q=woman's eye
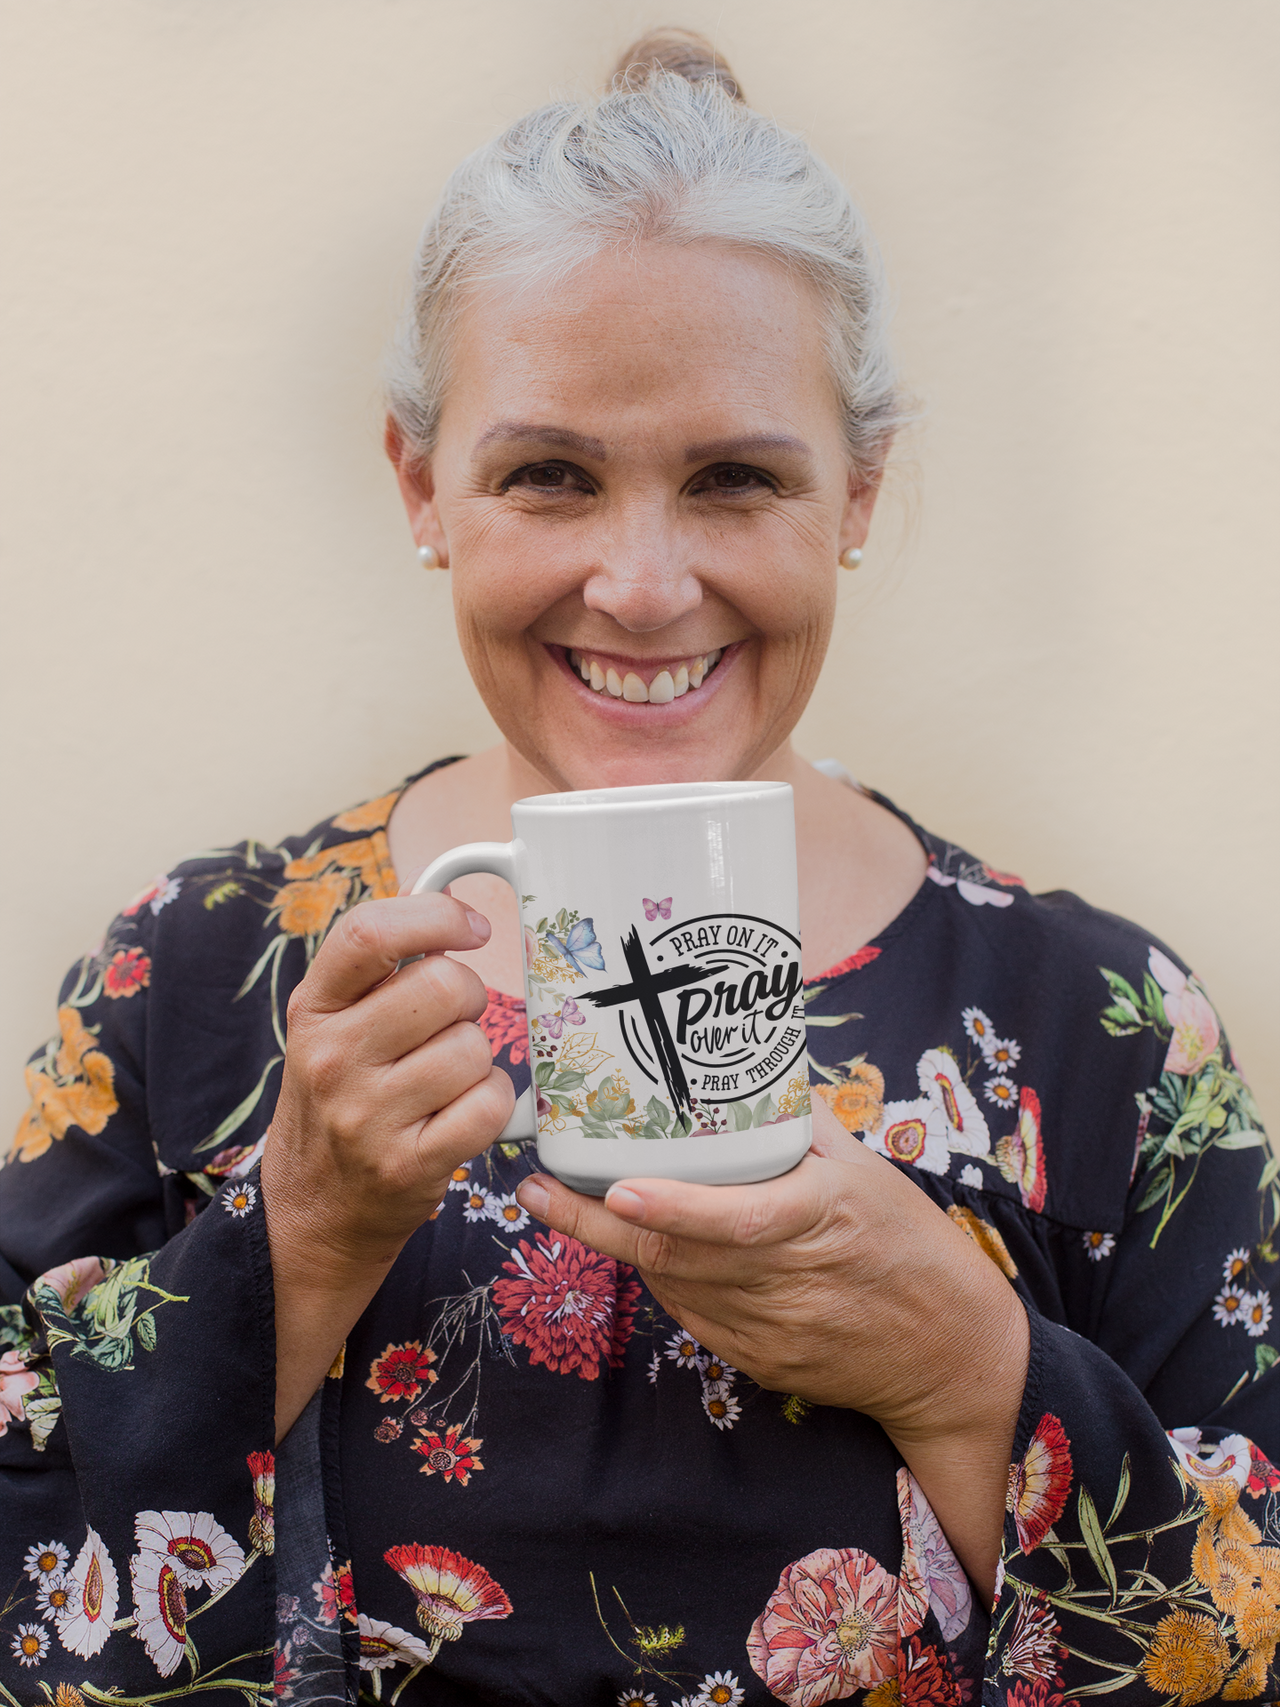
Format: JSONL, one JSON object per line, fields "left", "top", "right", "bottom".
{"left": 693, "top": 463, "right": 775, "bottom": 494}
{"left": 503, "top": 461, "right": 593, "bottom": 493}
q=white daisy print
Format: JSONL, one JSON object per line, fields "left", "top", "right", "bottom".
{"left": 133, "top": 1509, "right": 246, "bottom": 1592}
{"left": 447, "top": 1166, "right": 472, "bottom": 1192}
{"left": 867, "top": 1098, "right": 950, "bottom": 1175}
{"left": 696, "top": 1353, "right": 736, "bottom": 1387}
{"left": 1242, "top": 1291, "right": 1272, "bottom": 1339}
{"left": 222, "top": 1181, "right": 257, "bottom": 1218}
{"left": 56, "top": 1528, "right": 118, "bottom": 1658}
{"left": 356, "top": 1613, "right": 432, "bottom": 1671}
{"left": 35, "top": 1573, "right": 77, "bottom": 1623}
{"left": 983, "top": 1075, "right": 1018, "bottom": 1110}
{"left": 130, "top": 1547, "right": 188, "bottom": 1677}
{"left": 697, "top": 1672, "right": 745, "bottom": 1707}
{"left": 666, "top": 1330, "right": 701, "bottom": 1367}
{"left": 1082, "top": 1231, "right": 1115, "bottom": 1262}
{"left": 1213, "top": 1286, "right": 1246, "bottom": 1327}
{"left": 957, "top": 1164, "right": 984, "bottom": 1188}
{"left": 616, "top": 1692, "right": 658, "bottom": 1707}
{"left": 702, "top": 1388, "right": 742, "bottom": 1430}
{"left": 986, "top": 1037, "right": 1022, "bottom": 1073}
{"left": 23, "top": 1540, "right": 69, "bottom": 1581}
{"left": 462, "top": 1190, "right": 491, "bottom": 1223}
{"left": 11, "top": 1622, "right": 48, "bottom": 1667}
{"left": 917, "top": 1048, "right": 991, "bottom": 1157}
{"left": 647, "top": 1352, "right": 661, "bottom": 1386}
{"left": 486, "top": 1192, "right": 530, "bottom": 1233}
{"left": 1222, "top": 1247, "right": 1251, "bottom": 1286}
{"left": 961, "top": 1007, "right": 996, "bottom": 1049}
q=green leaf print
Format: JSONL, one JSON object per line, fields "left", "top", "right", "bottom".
{"left": 36, "top": 1255, "right": 189, "bottom": 1371}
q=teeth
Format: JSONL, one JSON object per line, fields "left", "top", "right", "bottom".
{"left": 570, "top": 647, "right": 725, "bottom": 698}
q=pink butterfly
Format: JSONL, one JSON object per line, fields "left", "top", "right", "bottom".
{"left": 643, "top": 896, "right": 673, "bottom": 921}
{"left": 542, "top": 999, "right": 585, "bottom": 1039}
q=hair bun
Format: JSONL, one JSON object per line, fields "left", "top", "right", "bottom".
{"left": 609, "top": 28, "right": 744, "bottom": 103}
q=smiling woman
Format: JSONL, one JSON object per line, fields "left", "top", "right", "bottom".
{"left": 1, "top": 27, "right": 1277, "bottom": 1707}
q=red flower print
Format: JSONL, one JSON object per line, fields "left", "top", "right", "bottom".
{"left": 995, "top": 1086, "right": 1046, "bottom": 1213}
{"left": 493, "top": 1233, "right": 640, "bottom": 1380}
{"left": 1007, "top": 1415, "right": 1073, "bottom": 1553}
{"left": 477, "top": 991, "right": 528, "bottom": 1066}
{"left": 747, "top": 1546, "right": 901, "bottom": 1706}
{"left": 981, "top": 864, "right": 1026, "bottom": 888}
{"left": 899, "top": 1635, "right": 963, "bottom": 1706}
{"left": 1245, "top": 1442, "right": 1280, "bottom": 1498}
{"left": 411, "top": 1425, "right": 484, "bottom": 1485}
{"left": 383, "top": 1542, "right": 512, "bottom": 1646}
{"left": 313, "top": 1558, "right": 357, "bottom": 1625}
{"left": 246, "top": 1450, "right": 275, "bottom": 1554}
{"left": 103, "top": 948, "right": 151, "bottom": 999}
{"left": 364, "top": 1341, "right": 438, "bottom": 1404}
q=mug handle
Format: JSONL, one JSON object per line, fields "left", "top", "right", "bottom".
{"left": 409, "top": 843, "right": 535, "bottom": 1142}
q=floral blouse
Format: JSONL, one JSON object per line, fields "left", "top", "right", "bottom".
{"left": 1, "top": 760, "right": 1277, "bottom": 1707}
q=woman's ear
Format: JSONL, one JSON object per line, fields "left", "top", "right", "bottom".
{"left": 385, "top": 415, "right": 448, "bottom": 565}
{"left": 837, "top": 450, "right": 888, "bottom": 560}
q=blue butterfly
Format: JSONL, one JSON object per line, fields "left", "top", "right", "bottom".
{"left": 545, "top": 918, "right": 606, "bottom": 976}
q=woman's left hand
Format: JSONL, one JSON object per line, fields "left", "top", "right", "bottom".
{"left": 514, "top": 1096, "right": 1028, "bottom": 1600}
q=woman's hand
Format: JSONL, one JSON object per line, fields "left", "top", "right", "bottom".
{"left": 261, "top": 894, "right": 514, "bottom": 1439}
{"left": 513, "top": 1097, "right": 1028, "bottom": 1601}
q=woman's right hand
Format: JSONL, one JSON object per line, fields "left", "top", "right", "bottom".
{"left": 261, "top": 893, "right": 515, "bottom": 1436}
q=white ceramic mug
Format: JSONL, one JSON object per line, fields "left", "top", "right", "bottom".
{"left": 410, "top": 781, "right": 812, "bottom": 1195}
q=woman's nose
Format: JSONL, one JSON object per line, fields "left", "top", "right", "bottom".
{"left": 580, "top": 527, "right": 704, "bottom": 634}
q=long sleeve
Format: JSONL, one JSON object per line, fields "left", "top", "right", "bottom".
{"left": 0, "top": 889, "right": 278, "bottom": 1694}
{"left": 984, "top": 960, "right": 1279, "bottom": 1705}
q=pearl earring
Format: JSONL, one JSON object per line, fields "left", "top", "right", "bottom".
{"left": 839, "top": 547, "right": 863, "bottom": 571}
{"left": 417, "top": 544, "right": 442, "bottom": 570}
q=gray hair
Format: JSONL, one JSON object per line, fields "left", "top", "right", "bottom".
{"left": 386, "top": 31, "right": 904, "bottom": 483}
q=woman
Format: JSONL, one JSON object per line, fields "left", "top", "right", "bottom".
{"left": 1, "top": 33, "right": 1275, "bottom": 1706}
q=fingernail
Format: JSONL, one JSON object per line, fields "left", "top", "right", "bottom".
{"left": 605, "top": 1185, "right": 645, "bottom": 1221}
{"left": 465, "top": 908, "right": 491, "bottom": 942}
{"left": 516, "top": 1176, "right": 550, "bottom": 1218}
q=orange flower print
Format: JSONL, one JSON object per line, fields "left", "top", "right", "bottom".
{"left": 945, "top": 1205, "right": 1018, "bottom": 1280}
{"left": 995, "top": 1086, "right": 1047, "bottom": 1213}
{"left": 331, "top": 790, "right": 400, "bottom": 833}
{"left": 1007, "top": 1414, "right": 1072, "bottom": 1553}
{"left": 747, "top": 1546, "right": 908, "bottom": 1706}
{"left": 365, "top": 1342, "right": 439, "bottom": 1404}
{"left": 815, "top": 1062, "right": 885, "bottom": 1134}
{"left": 270, "top": 871, "right": 351, "bottom": 939}
{"left": 411, "top": 1425, "right": 484, "bottom": 1484}
{"left": 313, "top": 1558, "right": 358, "bottom": 1625}
{"left": 1138, "top": 1608, "right": 1230, "bottom": 1705}
{"left": 478, "top": 992, "right": 529, "bottom": 1066}
{"left": 282, "top": 833, "right": 397, "bottom": 900}
{"left": 103, "top": 947, "right": 151, "bottom": 998}
{"left": 10, "top": 1006, "right": 119, "bottom": 1164}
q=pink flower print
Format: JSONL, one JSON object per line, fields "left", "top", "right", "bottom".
{"left": 477, "top": 991, "right": 529, "bottom": 1066}
{"left": 896, "top": 1468, "right": 972, "bottom": 1642}
{"left": 493, "top": 1233, "right": 640, "bottom": 1380}
{"left": 34, "top": 1255, "right": 108, "bottom": 1313}
{"left": 747, "top": 1547, "right": 902, "bottom": 1705}
{"left": 1147, "top": 947, "right": 1220, "bottom": 1076}
{"left": 0, "top": 1349, "right": 39, "bottom": 1436}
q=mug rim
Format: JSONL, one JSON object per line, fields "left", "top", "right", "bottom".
{"left": 513, "top": 780, "right": 790, "bottom": 813}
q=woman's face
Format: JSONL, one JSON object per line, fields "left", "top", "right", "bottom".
{"left": 393, "top": 241, "right": 878, "bottom": 791}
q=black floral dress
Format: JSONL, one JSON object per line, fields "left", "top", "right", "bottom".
{"left": 1, "top": 761, "right": 1276, "bottom": 1707}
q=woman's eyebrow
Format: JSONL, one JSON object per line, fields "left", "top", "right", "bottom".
{"left": 474, "top": 421, "right": 608, "bottom": 460}
{"left": 683, "top": 433, "right": 811, "bottom": 463}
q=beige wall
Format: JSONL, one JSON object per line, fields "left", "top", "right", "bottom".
{"left": 3, "top": 1, "right": 1277, "bottom": 1137}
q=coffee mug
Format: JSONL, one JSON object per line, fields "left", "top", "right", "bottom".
{"left": 410, "top": 781, "right": 812, "bottom": 1195}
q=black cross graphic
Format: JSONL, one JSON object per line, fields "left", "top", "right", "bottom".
{"left": 584, "top": 927, "right": 726, "bottom": 1114}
